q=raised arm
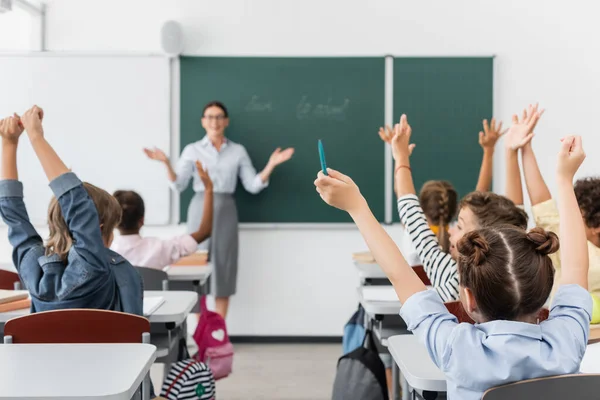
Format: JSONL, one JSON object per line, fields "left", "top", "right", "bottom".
{"left": 383, "top": 116, "right": 459, "bottom": 301}
{"left": 21, "top": 106, "right": 69, "bottom": 180}
{"left": 515, "top": 105, "right": 552, "bottom": 206}
{"left": 314, "top": 168, "right": 426, "bottom": 303}
{"left": 502, "top": 111, "right": 534, "bottom": 205}
{"left": 0, "top": 114, "right": 44, "bottom": 269}
{"left": 556, "top": 136, "right": 588, "bottom": 289}
{"left": 21, "top": 106, "right": 109, "bottom": 276}
{"left": 190, "top": 160, "right": 213, "bottom": 243}
{"left": 476, "top": 118, "right": 505, "bottom": 192}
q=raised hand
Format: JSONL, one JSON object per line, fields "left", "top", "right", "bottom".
{"left": 21, "top": 105, "right": 44, "bottom": 141}
{"left": 557, "top": 135, "right": 585, "bottom": 181}
{"left": 314, "top": 168, "right": 365, "bottom": 214}
{"left": 379, "top": 124, "right": 416, "bottom": 156}
{"left": 505, "top": 103, "right": 544, "bottom": 151}
{"left": 390, "top": 114, "right": 414, "bottom": 162}
{"left": 195, "top": 160, "right": 213, "bottom": 191}
{"left": 143, "top": 147, "right": 169, "bottom": 163}
{"left": 479, "top": 118, "right": 507, "bottom": 150}
{"left": 268, "top": 147, "right": 295, "bottom": 167}
{"left": 0, "top": 114, "right": 25, "bottom": 143}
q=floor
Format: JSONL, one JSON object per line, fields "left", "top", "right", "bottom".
{"left": 151, "top": 343, "right": 340, "bottom": 400}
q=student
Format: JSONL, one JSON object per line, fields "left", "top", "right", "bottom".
{"left": 315, "top": 116, "right": 590, "bottom": 400}
{"left": 381, "top": 116, "right": 528, "bottom": 302}
{"left": 111, "top": 160, "right": 214, "bottom": 269}
{"left": 505, "top": 104, "right": 600, "bottom": 299}
{"left": 0, "top": 107, "right": 142, "bottom": 316}
{"left": 379, "top": 118, "right": 503, "bottom": 262}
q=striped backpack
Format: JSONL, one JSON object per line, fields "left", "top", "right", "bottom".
{"left": 160, "top": 359, "right": 216, "bottom": 400}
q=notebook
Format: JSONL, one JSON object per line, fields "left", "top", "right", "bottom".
{"left": 143, "top": 296, "right": 165, "bottom": 316}
{"left": 0, "top": 290, "right": 28, "bottom": 305}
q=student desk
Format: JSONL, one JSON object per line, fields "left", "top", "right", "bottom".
{"left": 390, "top": 331, "right": 600, "bottom": 400}
{"left": 165, "top": 263, "right": 212, "bottom": 286}
{"left": 0, "top": 290, "right": 197, "bottom": 326}
{"left": 0, "top": 343, "right": 157, "bottom": 400}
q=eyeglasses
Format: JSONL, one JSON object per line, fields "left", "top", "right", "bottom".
{"left": 203, "top": 115, "right": 227, "bottom": 121}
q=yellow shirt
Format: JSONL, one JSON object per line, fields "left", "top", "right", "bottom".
{"left": 533, "top": 199, "right": 600, "bottom": 298}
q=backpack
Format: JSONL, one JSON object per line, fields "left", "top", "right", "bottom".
{"left": 342, "top": 304, "right": 366, "bottom": 355}
{"left": 332, "top": 329, "right": 389, "bottom": 400}
{"left": 193, "top": 296, "right": 234, "bottom": 380}
{"left": 160, "top": 359, "right": 216, "bottom": 400}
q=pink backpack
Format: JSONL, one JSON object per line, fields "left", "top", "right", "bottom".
{"left": 193, "top": 296, "right": 234, "bottom": 380}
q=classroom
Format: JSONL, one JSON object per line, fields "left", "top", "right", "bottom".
{"left": 0, "top": 1, "right": 599, "bottom": 399}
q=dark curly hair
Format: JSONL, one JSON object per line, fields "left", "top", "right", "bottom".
{"left": 575, "top": 177, "right": 600, "bottom": 229}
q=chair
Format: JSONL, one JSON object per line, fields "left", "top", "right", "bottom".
{"left": 482, "top": 374, "right": 600, "bottom": 399}
{"left": 3, "top": 309, "right": 152, "bottom": 399}
{"left": 412, "top": 265, "right": 432, "bottom": 286}
{"left": 0, "top": 269, "right": 22, "bottom": 290}
{"left": 444, "top": 301, "right": 550, "bottom": 325}
{"left": 135, "top": 266, "right": 169, "bottom": 291}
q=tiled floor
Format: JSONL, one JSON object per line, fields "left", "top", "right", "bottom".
{"left": 152, "top": 343, "right": 340, "bottom": 400}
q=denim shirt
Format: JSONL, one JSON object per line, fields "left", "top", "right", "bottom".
{"left": 0, "top": 173, "right": 143, "bottom": 316}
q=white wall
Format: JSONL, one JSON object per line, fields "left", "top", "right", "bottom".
{"left": 0, "top": 6, "right": 33, "bottom": 50}
{"left": 1, "top": 0, "right": 598, "bottom": 335}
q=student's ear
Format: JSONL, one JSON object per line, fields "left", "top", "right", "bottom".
{"left": 463, "top": 287, "right": 478, "bottom": 315}
{"left": 138, "top": 217, "right": 145, "bottom": 230}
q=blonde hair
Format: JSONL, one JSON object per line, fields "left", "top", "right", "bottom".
{"left": 419, "top": 180, "right": 458, "bottom": 252}
{"left": 46, "top": 182, "right": 122, "bottom": 261}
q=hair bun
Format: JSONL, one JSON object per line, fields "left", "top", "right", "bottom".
{"left": 526, "top": 227, "right": 560, "bottom": 255}
{"left": 457, "top": 231, "right": 490, "bottom": 266}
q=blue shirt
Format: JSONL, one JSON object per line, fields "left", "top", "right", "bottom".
{"left": 0, "top": 173, "right": 143, "bottom": 316}
{"left": 171, "top": 136, "right": 269, "bottom": 194}
{"left": 400, "top": 285, "right": 592, "bottom": 400}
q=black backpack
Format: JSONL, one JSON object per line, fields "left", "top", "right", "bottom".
{"left": 332, "top": 328, "right": 389, "bottom": 400}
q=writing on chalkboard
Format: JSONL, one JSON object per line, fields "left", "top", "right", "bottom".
{"left": 245, "top": 95, "right": 274, "bottom": 112}
{"left": 296, "top": 96, "right": 350, "bottom": 121}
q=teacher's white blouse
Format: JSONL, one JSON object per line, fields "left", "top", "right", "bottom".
{"left": 171, "top": 135, "right": 268, "bottom": 194}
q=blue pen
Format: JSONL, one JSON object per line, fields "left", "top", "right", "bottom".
{"left": 318, "top": 139, "right": 328, "bottom": 175}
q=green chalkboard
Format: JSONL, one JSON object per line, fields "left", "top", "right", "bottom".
{"left": 392, "top": 57, "right": 493, "bottom": 222}
{"left": 180, "top": 57, "right": 385, "bottom": 223}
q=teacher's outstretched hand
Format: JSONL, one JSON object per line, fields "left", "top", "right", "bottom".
{"left": 258, "top": 147, "right": 295, "bottom": 182}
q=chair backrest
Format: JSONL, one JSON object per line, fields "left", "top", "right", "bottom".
{"left": 444, "top": 301, "right": 550, "bottom": 325}
{"left": 482, "top": 374, "right": 600, "bottom": 399}
{"left": 135, "top": 266, "right": 169, "bottom": 291}
{"left": 412, "top": 265, "right": 432, "bottom": 286}
{"left": 0, "top": 269, "right": 21, "bottom": 290}
{"left": 4, "top": 309, "right": 150, "bottom": 344}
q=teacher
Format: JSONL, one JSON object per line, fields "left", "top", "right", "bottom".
{"left": 144, "top": 101, "right": 294, "bottom": 318}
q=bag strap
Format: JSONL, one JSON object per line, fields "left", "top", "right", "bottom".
{"left": 164, "top": 359, "right": 197, "bottom": 398}
{"left": 362, "top": 329, "right": 377, "bottom": 351}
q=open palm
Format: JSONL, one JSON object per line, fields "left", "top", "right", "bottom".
{"left": 269, "top": 147, "right": 295, "bottom": 167}
{"left": 143, "top": 147, "right": 168, "bottom": 162}
{"left": 505, "top": 104, "right": 544, "bottom": 150}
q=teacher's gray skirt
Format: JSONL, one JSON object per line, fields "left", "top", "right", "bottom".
{"left": 187, "top": 192, "right": 238, "bottom": 297}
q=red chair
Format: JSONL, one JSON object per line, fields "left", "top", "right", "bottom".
{"left": 0, "top": 269, "right": 21, "bottom": 290}
{"left": 413, "top": 265, "right": 432, "bottom": 286}
{"left": 3, "top": 308, "right": 150, "bottom": 344}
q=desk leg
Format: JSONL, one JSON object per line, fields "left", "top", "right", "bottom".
{"left": 392, "top": 361, "right": 401, "bottom": 400}
{"left": 401, "top": 372, "right": 410, "bottom": 400}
